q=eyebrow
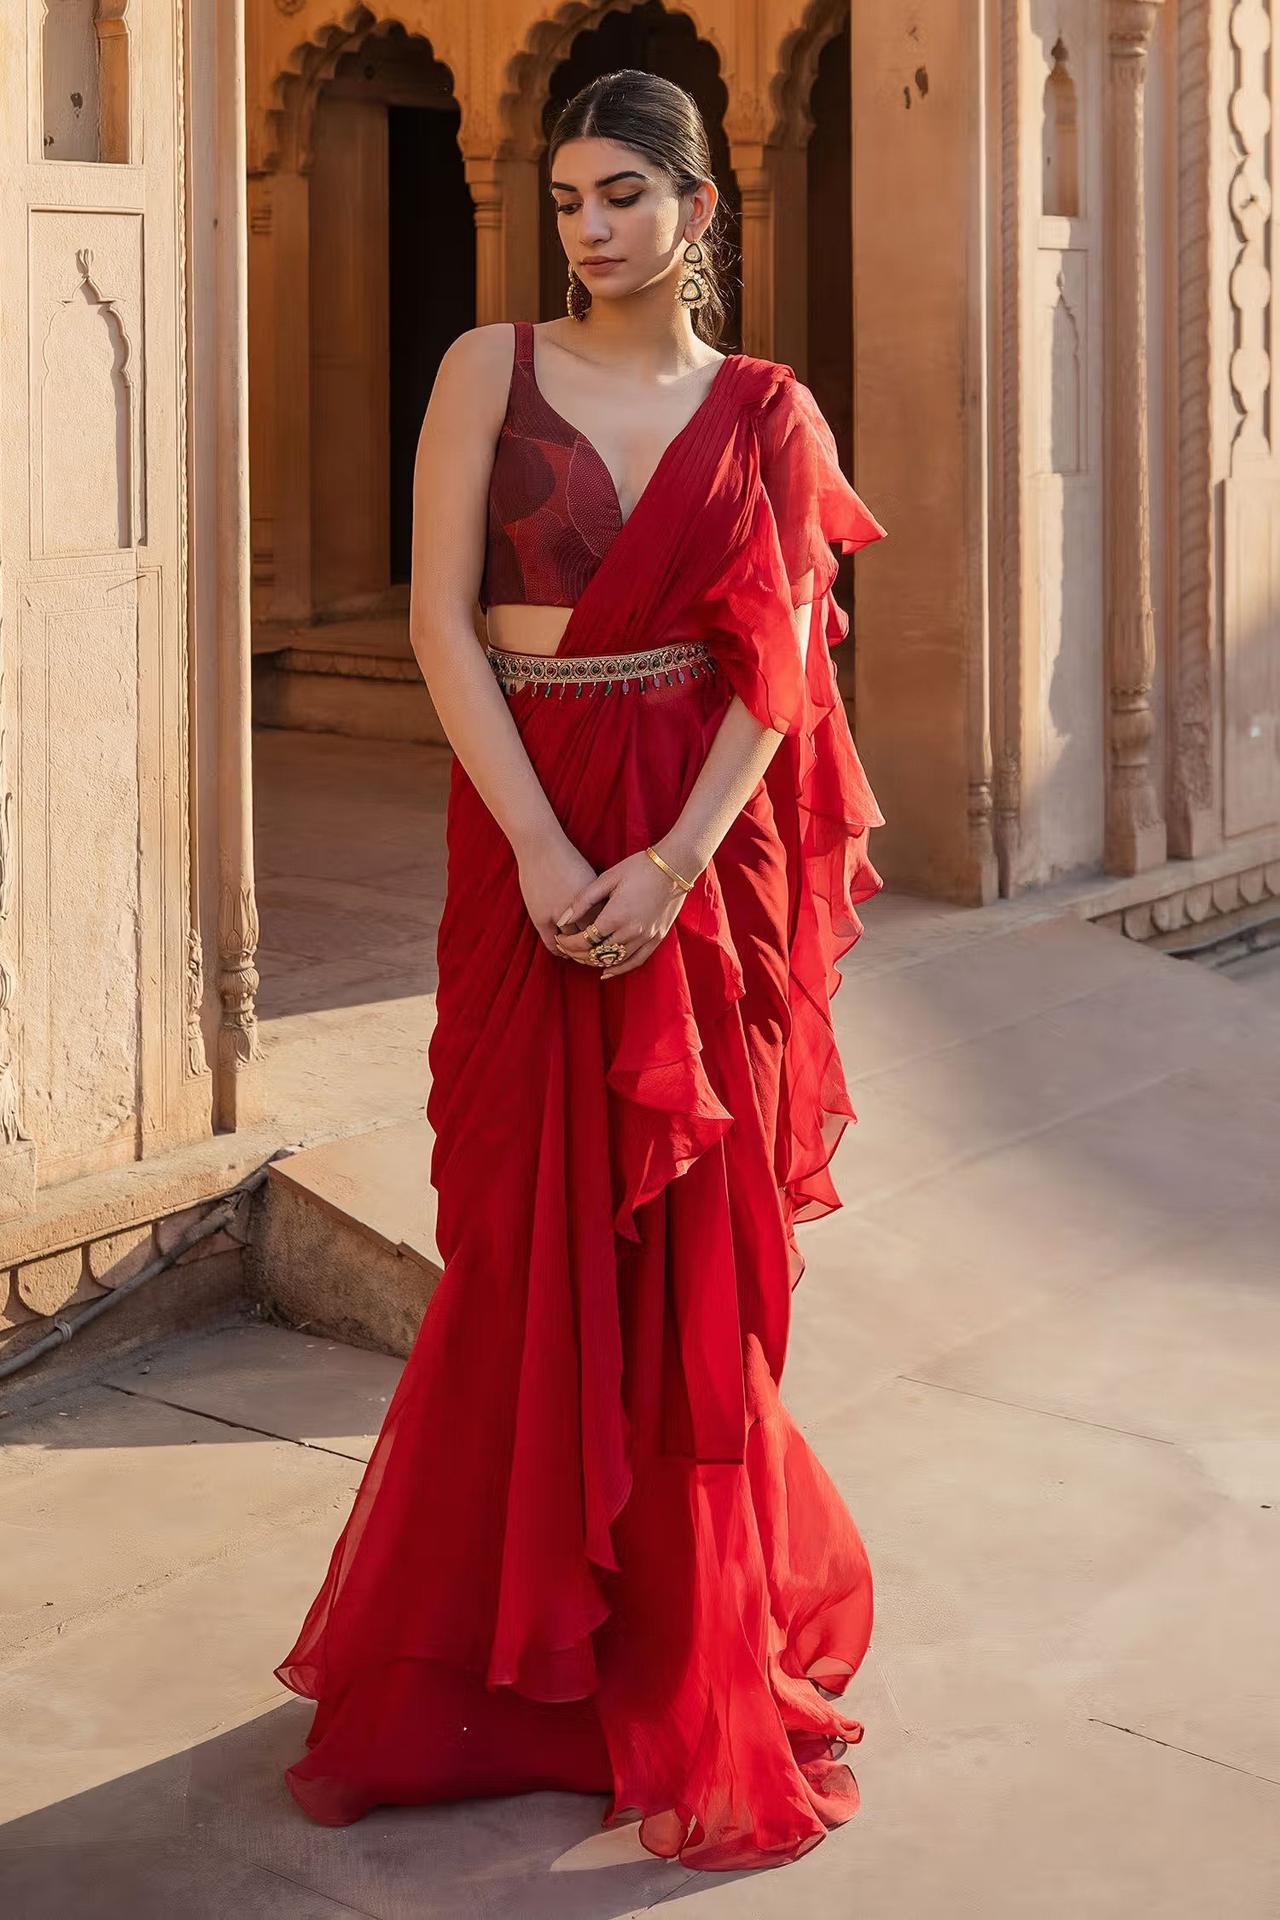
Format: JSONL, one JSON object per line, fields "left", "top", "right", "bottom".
{"left": 549, "top": 170, "right": 648, "bottom": 192}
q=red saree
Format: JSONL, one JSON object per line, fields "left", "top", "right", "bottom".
{"left": 273, "top": 349, "right": 888, "bottom": 1871}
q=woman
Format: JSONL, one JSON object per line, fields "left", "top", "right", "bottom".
{"left": 274, "top": 69, "right": 888, "bottom": 1873}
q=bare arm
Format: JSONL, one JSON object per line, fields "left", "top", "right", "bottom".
{"left": 407, "top": 328, "right": 600, "bottom": 951}
{"left": 407, "top": 326, "right": 560, "bottom": 857}
{"left": 653, "top": 593, "right": 812, "bottom": 883}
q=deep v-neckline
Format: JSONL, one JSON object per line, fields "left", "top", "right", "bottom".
{"left": 526, "top": 325, "right": 732, "bottom": 531}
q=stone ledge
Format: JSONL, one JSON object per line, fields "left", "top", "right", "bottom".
{"left": 0, "top": 1251, "right": 251, "bottom": 1416}
{"left": 1004, "top": 825, "right": 1280, "bottom": 941}
{"left": 273, "top": 645, "right": 422, "bottom": 682}
{"left": 252, "top": 661, "right": 447, "bottom": 744}
{"left": 1095, "top": 857, "right": 1280, "bottom": 945}
{"left": 1, "top": 1198, "right": 254, "bottom": 1386}
{"left": 0, "top": 1124, "right": 292, "bottom": 1272}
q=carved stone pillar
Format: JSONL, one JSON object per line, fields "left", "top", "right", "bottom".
{"left": 210, "top": 0, "right": 262, "bottom": 1126}
{"left": 730, "top": 141, "right": 808, "bottom": 367}
{"left": 463, "top": 152, "right": 540, "bottom": 326}
{"left": 1166, "top": 0, "right": 1216, "bottom": 858}
{"left": 993, "top": 0, "right": 1025, "bottom": 895}
{"left": 1104, "top": 0, "right": 1168, "bottom": 874}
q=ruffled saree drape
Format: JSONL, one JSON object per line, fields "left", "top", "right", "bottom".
{"left": 273, "top": 349, "right": 888, "bottom": 1872}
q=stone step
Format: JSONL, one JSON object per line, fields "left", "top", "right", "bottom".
{"left": 252, "top": 1119, "right": 443, "bottom": 1360}
{"left": 252, "top": 616, "right": 447, "bottom": 744}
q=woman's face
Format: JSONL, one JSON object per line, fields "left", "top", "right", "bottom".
{"left": 549, "top": 136, "right": 715, "bottom": 306}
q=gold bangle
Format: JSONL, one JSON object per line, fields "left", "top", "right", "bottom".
{"left": 645, "top": 844, "right": 696, "bottom": 893}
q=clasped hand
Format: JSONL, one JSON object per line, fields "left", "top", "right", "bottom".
{"left": 520, "top": 842, "right": 691, "bottom": 980}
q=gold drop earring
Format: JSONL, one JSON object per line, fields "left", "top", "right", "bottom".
{"left": 566, "top": 265, "right": 589, "bottom": 322}
{"left": 675, "top": 237, "right": 710, "bottom": 310}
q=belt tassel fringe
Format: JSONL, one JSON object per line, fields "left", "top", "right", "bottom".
{"left": 485, "top": 642, "right": 717, "bottom": 699}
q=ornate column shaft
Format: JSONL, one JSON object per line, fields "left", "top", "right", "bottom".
{"left": 463, "top": 151, "right": 540, "bottom": 327}
{"left": 1167, "top": 0, "right": 1216, "bottom": 858}
{"left": 1104, "top": 0, "right": 1168, "bottom": 874}
{"left": 730, "top": 142, "right": 808, "bottom": 366}
{"left": 212, "top": 0, "right": 261, "bottom": 1125}
{"left": 993, "top": 0, "right": 1025, "bottom": 893}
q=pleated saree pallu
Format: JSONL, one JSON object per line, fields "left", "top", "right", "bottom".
{"left": 273, "top": 349, "right": 889, "bottom": 1872}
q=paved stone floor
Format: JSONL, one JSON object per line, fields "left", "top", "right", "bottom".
{"left": 1221, "top": 939, "right": 1280, "bottom": 1009}
{"left": 2, "top": 731, "right": 1279, "bottom": 1916}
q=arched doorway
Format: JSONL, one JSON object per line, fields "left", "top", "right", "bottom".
{"left": 305, "top": 22, "right": 471, "bottom": 619}
{"left": 251, "top": 18, "right": 472, "bottom": 745}
{"left": 247, "top": 17, "right": 473, "bottom": 1047}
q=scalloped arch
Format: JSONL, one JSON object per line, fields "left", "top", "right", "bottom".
{"left": 252, "top": 0, "right": 848, "bottom": 173}
{"left": 255, "top": 4, "right": 463, "bottom": 174}
{"left": 770, "top": 0, "right": 849, "bottom": 149}
{"left": 495, "top": 0, "right": 729, "bottom": 160}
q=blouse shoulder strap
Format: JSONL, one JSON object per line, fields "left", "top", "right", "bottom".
{"left": 511, "top": 319, "right": 535, "bottom": 369}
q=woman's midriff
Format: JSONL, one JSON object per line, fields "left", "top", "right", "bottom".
{"left": 484, "top": 605, "right": 574, "bottom": 657}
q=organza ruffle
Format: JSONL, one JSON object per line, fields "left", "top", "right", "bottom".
{"left": 684, "top": 371, "right": 888, "bottom": 1268}
{"left": 274, "top": 1327, "right": 871, "bottom": 1869}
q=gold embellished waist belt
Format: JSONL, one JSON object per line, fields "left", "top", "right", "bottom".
{"left": 485, "top": 640, "right": 717, "bottom": 698}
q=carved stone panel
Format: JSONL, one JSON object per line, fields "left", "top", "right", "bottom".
{"left": 1037, "top": 247, "right": 1087, "bottom": 475}
{"left": 29, "top": 213, "right": 145, "bottom": 557}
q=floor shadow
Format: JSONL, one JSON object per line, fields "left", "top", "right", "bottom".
{"left": 0, "top": 1703, "right": 736, "bottom": 1919}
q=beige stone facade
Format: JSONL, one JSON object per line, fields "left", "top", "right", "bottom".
{"left": 1, "top": 0, "right": 1278, "bottom": 1266}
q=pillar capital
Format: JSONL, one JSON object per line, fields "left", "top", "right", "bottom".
{"left": 1107, "top": 0, "right": 1165, "bottom": 58}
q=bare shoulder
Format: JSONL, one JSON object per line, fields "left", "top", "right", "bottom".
{"left": 426, "top": 323, "right": 517, "bottom": 440}
{"left": 437, "top": 321, "right": 517, "bottom": 381}
{"left": 435, "top": 320, "right": 514, "bottom": 391}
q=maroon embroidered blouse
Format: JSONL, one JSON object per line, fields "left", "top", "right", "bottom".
{"left": 480, "top": 321, "right": 623, "bottom": 612}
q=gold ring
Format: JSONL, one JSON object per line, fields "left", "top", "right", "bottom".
{"left": 584, "top": 922, "right": 607, "bottom": 946}
{"left": 592, "top": 941, "right": 626, "bottom": 967}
